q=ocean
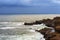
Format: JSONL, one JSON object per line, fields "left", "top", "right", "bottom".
{"left": 0, "top": 14, "right": 60, "bottom": 40}
{"left": 0, "top": 14, "right": 60, "bottom": 22}
{"left": 0, "top": 22, "right": 46, "bottom": 40}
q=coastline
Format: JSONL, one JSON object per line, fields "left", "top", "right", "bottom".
{"left": 0, "top": 14, "right": 60, "bottom": 22}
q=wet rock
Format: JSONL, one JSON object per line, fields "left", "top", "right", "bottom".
{"left": 24, "top": 17, "right": 60, "bottom": 40}
{"left": 36, "top": 27, "right": 55, "bottom": 39}
{"left": 49, "top": 32, "right": 60, "bottom": 40}
{"left": 24, "top": 23, "right": 34, "bottom": 25}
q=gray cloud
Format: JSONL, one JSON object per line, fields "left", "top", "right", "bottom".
{"left": 0, "top": 0, "right": 52, "bottom": 6}
{"left": 0, "top": 0, "right": 32, "bottom": 6}
{"left": 0, "top": 0, "right": 60, "bottom": 7}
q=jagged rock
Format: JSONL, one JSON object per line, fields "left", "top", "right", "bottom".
{"left": 24, "top": 17, "right": 60, "bottom": 40}
{"left": 24, "top": 23, "right": 34, "bottom": 25}
{"left": 48, "top": 32, "right": 60, "bottom": 40}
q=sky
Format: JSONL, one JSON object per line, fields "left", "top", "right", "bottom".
{"left": 0, "top": 0, "right": 60, "bottom": 14}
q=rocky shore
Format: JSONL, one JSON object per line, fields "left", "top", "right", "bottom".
{"left": 24, "top": 17, "right": 60, "bottom": 40}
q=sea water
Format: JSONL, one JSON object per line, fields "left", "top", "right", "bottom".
{"left": 0, "top": 22, "right": 45, "bottom": 40}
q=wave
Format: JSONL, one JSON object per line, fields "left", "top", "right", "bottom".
{"left": 0, "top": 22, "right": 46, "bottom": 40}
{"left": 0, "top": 22, "right": 24, "bottom": 27}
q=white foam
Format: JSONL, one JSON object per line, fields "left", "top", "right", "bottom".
{"left": 0, "top": 31, "right": 45, "bottom": 40}
{"left": 0, "top": 22, "right": 45, "bottom": 40}
{"left": 0, "top": 22, "right": 24, "bottom": 27}
{"left": 0, "top": 27, "right": 17, "bottom": 29}
{"left": 31, "top": 23, "right": 47, "bottom": 30}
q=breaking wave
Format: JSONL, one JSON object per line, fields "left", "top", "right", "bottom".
{"left": 0, "top": 22, "right": 45, "bottom": 40}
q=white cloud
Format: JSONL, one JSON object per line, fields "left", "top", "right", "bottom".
{"left": 52, "top": 0, "right": 60, "bottom": 4}
{"left": 0, "top": 0, "right": 32, "bottom": 5}
{"left": 0, "top": 0, "right": 51, "bottom": 6}
{"left": 20, "top": 0, "right": 32, "bottom": 5}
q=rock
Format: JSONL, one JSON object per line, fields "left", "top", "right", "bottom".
{"left": 53, "top": 17, "right": 60, "bottom": 33}
{"left": 24, "top": 17, "right": 60, "bottom": 40}
{"left": 55, "top": 26, "right": 60, "bottom": 33}
{"left": 49, "top": 32, "right": 60, "bottom": 40}
{"left": 24, "top": 23, "right": 34, "bottom": 25}
{"left": 36, "top": 27, "right": 55, "bottom": 39}
{"left": 53, "top": 17, "right": 60, "bottom": 26}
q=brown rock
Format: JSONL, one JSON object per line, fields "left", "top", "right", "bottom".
{"left": 55, "top": 26, "right": 60, "bottom": 33}
{"left": 53, "top": 17, "right": 60, "bottom": 26}
{"left": 49, "top": 32, "right": 60, "bottom": 40}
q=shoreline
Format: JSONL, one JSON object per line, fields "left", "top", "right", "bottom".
{"left": 0, "top": 14, "right": 60, "bottom": 15}
{"left": 0, "top": 14, "right": 60, "bottom": 22}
